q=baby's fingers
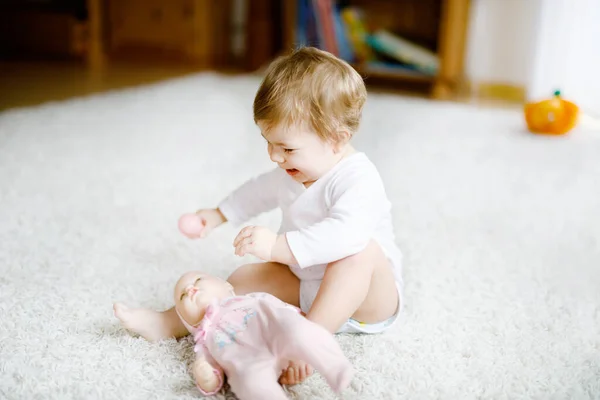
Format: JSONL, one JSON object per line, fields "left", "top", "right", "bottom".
{"left": 233, "top": 226, "right": 254, "bottom": 247}
{"left": 234, "top": 236, "right": 254, "bottom": 257}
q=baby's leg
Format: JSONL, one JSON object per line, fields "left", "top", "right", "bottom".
{"left": 227, "top": 262, "right": 300, "bottom": 307}
{"left": 113, "top": 262, "right": 299, "bottom": 343}
{"left": 281, "top": 240, "right": 397, "bottom": 385}
{"left": 113, "top": 304, "right": 188, "bottom": 342}
{"left": 227, "top": 368, "right": 287, "bottom": 400}
{"left": 307, "top": 239, "right": 399, "bottom": 333}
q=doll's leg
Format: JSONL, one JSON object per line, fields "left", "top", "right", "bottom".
{"left": 113, "top": 304, "right": 188, "bottom": 342}
{"left": 227, "top": 262, "right": 309, "bottom": 386}
{"left": 227, "top": 368, "right": 288, "bottom": 400}
{"left": 273, "top": 311, "right": 353, "bottom": 393}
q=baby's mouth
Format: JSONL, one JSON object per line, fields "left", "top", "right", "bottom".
{"left": 286, "top": 168, "right": 299, "bottom": 176}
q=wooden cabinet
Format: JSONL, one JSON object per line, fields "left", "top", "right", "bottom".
{"left": 108, "top": 0, "right": 195, "bottom": 53}
{"left": 87, "top": 0, "right": 232, "bottom": 68}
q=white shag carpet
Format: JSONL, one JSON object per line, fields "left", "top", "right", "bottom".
{"left": 1, "top": 73, "right": 599, "bottom": 400}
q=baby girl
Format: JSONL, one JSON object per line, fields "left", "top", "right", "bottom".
{"left": 115, "top": 46, "right": 403, "bottom": 386}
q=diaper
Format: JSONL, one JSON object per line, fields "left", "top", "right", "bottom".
{"left": 299, "top": 279, "right": 403, "bottom": 334}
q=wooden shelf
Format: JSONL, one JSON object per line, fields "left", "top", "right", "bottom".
{"left": 351, "top": 63, "right": 436, "bottom": 83}
{"left": 282, "top": 0, "right": 471, "bottom": 100}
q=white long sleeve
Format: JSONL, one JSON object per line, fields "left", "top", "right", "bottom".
{"left": 218, "top": 168, "right": 284, "bottom": 226}
{"left": 216, "top": 152, "right": 402, "bottom": 287}
{"left": 285, "top": 157, "right": 391, "bottom": 268}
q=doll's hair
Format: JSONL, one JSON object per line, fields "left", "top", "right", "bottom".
{"left": 253, "top": 46, "right": 367, "bottom": 142}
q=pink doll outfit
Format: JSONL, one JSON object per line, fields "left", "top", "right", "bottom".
{"left": 178, "top": 292, "right": 353, "bottom": 399}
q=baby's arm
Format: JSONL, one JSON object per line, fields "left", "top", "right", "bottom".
{"left": 193, "top": 354, "right": 224, "bottom": 395}
{"left": 274, "top": 173, "right": 388, "bottom": 268}
{"left": 218, "top": 167, "right": 283, "bottom": 226}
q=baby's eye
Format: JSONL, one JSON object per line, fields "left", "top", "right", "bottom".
{"left": 194, "top": 278, "right": 202, "bottom": 286}
{"left": 180, "top": 292, "right": 187, "bottom": 301}
{"left": 283, "top": 148, "right": 295, "bottom": 153}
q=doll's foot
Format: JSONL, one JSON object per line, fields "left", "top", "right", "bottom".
{"left": 113, "top": 303, "right": 175, "bottom": 342}
{"left": 278, "top": 360, "right": 313, "bottom": 386}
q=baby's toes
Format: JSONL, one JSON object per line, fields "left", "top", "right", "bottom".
{"left": 297, "top": 364, "right": 313, "bottom": 383}
{"left": 305, "top": 364, "right": 314, "bottom": 378}
{"left": 279, "top": 367, "right": 293, "bottom": 385}
{"left": 297, "top": 364, "right": 307, "bottom": 382}
{"left": 290, "top": 366, "right": 301, "bottom": 384}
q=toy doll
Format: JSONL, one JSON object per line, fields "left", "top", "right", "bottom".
{"left": 173, "top": 271, "right": 353, "bottom": 399}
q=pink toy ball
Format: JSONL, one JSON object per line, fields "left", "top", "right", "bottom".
{"left": 178, "top": 213, "right": 205, "bottom": 239}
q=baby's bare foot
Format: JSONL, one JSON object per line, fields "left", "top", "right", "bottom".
{"left": 279, "top": 360, "right": 313, "bottom": 386}
{"left": 113, "top": 303, "right": 174, "bottom": 342}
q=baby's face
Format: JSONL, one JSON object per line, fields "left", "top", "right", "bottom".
{"left": 259, "top": 121, "right": 343, "bottom": 187}
{"left": 173, "top": 271, "right": 234, "bottom": 327}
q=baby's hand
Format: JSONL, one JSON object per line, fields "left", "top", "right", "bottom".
{"left": 233, "top": 225, "right": 277, "bottom": 261}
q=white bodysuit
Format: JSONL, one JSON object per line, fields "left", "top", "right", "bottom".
{"left": 218, "top": 152, "right": 403, "bottom": 333}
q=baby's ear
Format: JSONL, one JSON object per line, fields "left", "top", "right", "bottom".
{"left": 333, "top": 129, "right": 352, "bottom": 150}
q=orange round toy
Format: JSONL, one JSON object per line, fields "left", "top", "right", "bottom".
{"left": 524, "top": 90, "right": 579, "bottom": 135}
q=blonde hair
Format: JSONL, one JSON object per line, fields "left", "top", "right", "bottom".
{"left": 253, "top": 47, "right": 367, "bottom": 142}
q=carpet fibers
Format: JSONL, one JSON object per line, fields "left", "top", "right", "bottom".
{"left": 1, "top": 73, "right": 599, "bottom": 399}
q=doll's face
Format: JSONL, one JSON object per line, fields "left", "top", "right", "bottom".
{"left": 174, "top": 271, "right": 235, "bottom": 327}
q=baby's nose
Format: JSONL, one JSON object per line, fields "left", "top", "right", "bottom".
{"left": 187, "top": 286, "right": 198, "bottom": 295}
{"left": 270, "top": 153, "right": 283, "bottom": 163}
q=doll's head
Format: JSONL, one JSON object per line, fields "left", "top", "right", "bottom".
{"left": 174, "top": 271, "right": 235, "bottom": 327}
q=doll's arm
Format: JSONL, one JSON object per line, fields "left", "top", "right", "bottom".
{"left": 193, "top": 354, "right": 224, "bottom": 396}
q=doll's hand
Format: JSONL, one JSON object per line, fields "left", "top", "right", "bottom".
{"left": 233, "top": 226, "right": 277, "bottom": 261}
{"left": 193, "top": 357, "right": 222, "bottom": 394}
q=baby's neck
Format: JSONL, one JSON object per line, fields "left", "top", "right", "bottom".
{"left": 340, "top": 145, "right": 357, "bottom": 159}
{"left": 303, "top": 145, "right": 356, "bottom": 188}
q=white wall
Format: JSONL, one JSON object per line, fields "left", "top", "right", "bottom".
{"left": 528, "top": 0, "right": 600, "bottom": 114}
{"left": 466, "top": 0, "right": 600, "bottom": 115}
{"left": 465, "top": 0, "right": 542, "bottom": 87}
{"left": 567, "top": 1, "right": 600, "bottom": 116}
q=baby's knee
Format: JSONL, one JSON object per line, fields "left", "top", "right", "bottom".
{"left": 358, "top": 239, "right": 385, "bottom": 259}
{"left": 227, "top": 263, "right": 255, "bottom": 282}
{"left": 327, "top": 240, "right": 384, "bottom": 272}
{"left": 227, "top": 263, "right": 260, "bottom": 294}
